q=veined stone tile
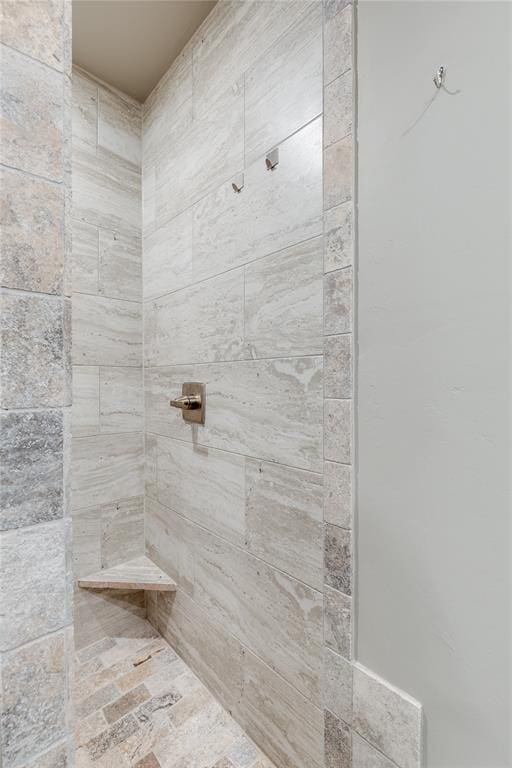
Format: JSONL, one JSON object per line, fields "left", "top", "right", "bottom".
{"left": 145, "top": 433, "right": 158, "bottom": 501}
{"left": 324, "top": 523, "right": 352, "bottom": 596}
{"left": 72, "top": 67, "right": 98, "bottom": 149}
{"left": 156, "top": 435, "right": 246, "bottom": 548}
{"left": 324, "top": 0, "right": 353, "bottom": 86}
{"left": 101, "top": 495, "right": 144, "bottom": 568}
{"left": 143, "top": 364, "right": 195, "bottom": 443}
{"left": 73, "top": 365, "right": 100, "bottom": 437}
{"left": 352, "top": 664, "right": 422, "bottom": 768}
{"left": 193, "top": 118, "right": 323, "bottom": 281}
{"left": 324, "top": 585, "right": 352, "bottom": 659}
{"left": 324, "top": 267, "right": 353, "bottom": 335}
{"left": 0, "top": 0, "right": 66, "bottom": 70}
{"left": 144, "top": 497, "right": 181, "bottom": 585}
{"left": 324, "top": 461, "right": 352, "bottom": 529}
{"left": 325, "top": 399, "right": 352, "bottom": 464}
{"left": 99, "top": 229, "right": 142, "bottom": 302}
{"left": 244, "top": 237, "right": 323, "bottom": 359}
{"left": 85, "top": 713, "right": 140, "bottom": 760}
{"left": 0, "top": 45, "right": 63, "bottom": 180}
{"left": 324, "top": 201, "right": 353, "bottom": 273}
{"left": 99, "top": 367, "right": 143, "bottom": 433}
{"left": 143, "top": 208, "right": 193, "bottom": 301}
{"left": 98, "top": 86, "right": 142, "bottom": 166}
{"left": 352, "top": 733, "right": 397, "bottom": 768}
{"left": 103, "top": 684, "right": 150, "bottom": 724}
{"left": 324, "top": 709, "right": 351, "bottom": 768}
{"left": 324, "top": 70, "right": 352, "bottom": 148}
{"left": 324, "top": 135, "right": 353, "bottom": 211}
{"left": 72, "top": 293, "right": 142, "bottom": 367}
{"left": 144, "top": 269, "right": 244, "bottom": 367}
{"left": 237, "top": 648, "right": 324, "bottom": 768}
{"left": 73, "top": 589, "right": 149, "bottom": 652}
{"left": 73, "top": 219, "right": 99, "bottom": 294}
{"left": 0, "top": 632, "right": 67, "bottom": 767}
{"left": 0, "top": 292, "right": 68, "bottom": 409}
{"left": 245, "top": 459, "right": 323, "bottom": 590}
{"left": 244, "top": 2, "right": 322, "bottom": 165}
{"left": 324, "top": 334, "right": 352, "bottom": 399}
{"left": 323, "top": 648, "right": 352, "bottom": 724}
{"left": 0, "top": 167, "right": 64, "bottom": 293}
{"left": 72, "top": 504, "right": 102, "bottom": 580}
{"left": 0, "top": 520, "right": 68, "bottom": 650}
{"left": 72, "top": 432, "right": 143, "bottom": 510}
{"left": 73, "top": 145, "right": 141, "bottom": 234}
{"left": 0, "top": 410, "right": 63, "bottom": 530}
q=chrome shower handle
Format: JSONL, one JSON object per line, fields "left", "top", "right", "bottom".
{"left": 169, "top": 394, "right": 202, "bottom": 411}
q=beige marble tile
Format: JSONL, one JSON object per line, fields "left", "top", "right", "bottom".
{"left": 100, "top": 367, "right": 143, "bottom": 433}
{"left": 101, "top": 496, "right": 144, "bottom": 568}
{"left": 325, "top": 399, "right": 352, "bottom": 464}
{"left": 352, "top": 733, "right": 397, "bottom": 768}
{"left": 72, "top": 293, "right": 142, "bottom": 367}
{"left": 325, "top": 334, "right": 352, "bottom": 398}
{"left": 98, "top": 87, "right": 142, "bottom": 166}
{"left": 144, "top": 269, "right": 244, "bottom": 366}
{"left": 324, "top": 267, "right": 353, "bottom": 335}
{"left": 144, "top": 433, "right": 158, "bottom": 501}
{"left": 143, "top": 208, "right": 193, "bottom": 301}
{"left": 1, "top": 167, "right": 64, "bottom": 293}
{"left": 244, "top": 237, "right": 323, "bottom": 359}
{"left": 352, "top": 663, "right": 422, "bottom": 768}
{"left": 323, "top": 647, "right": 352, "bottom": 723}
{"left": 324, "top": 69, "right": 353, "bottom": 148}
{"left": 324, "top": 586, "right": 352, "bottom": 660}
{"left": 324, "top": 134, "right": 353, "bottom": 211}
{"left": 72, "top": 432, "right": 143, "bottom": 510}
{"left": 72, "top": 504, "right": 102, "bottom": 580}
{"left": 73, "top": 219, "right": 99, "bottom": 294}
{"left": 324, "top": 1, "right": 353, "bottom": 85}
{"left": 144, "top": 497, "right": 181, "bottom": 585}
{"left": 324, "top": 201, "right": 353, "bottom": 273}
{"left": 0, "top": 0, "right": 66, "bottom": 70}
{"left": 324, "top": 460, "right": 352, "bottom": 528}
{"left": 72, "top": 68, "right": 98, "bottom": 149}
{"left": 193, "top": 118, "right": 323, "bottom": 280}
{"left": 324, "top": 709, "right": 351, "bottom": 768}
{"left": 238, "top": 649, "right": 324, "bottom": 768}
{"left": 99, "top": 229, "right": 142, "bottom": 302}
{"left": 1, "top": 45, "right": 63, "bottom": 180}
{"left": 244, "top": 2, "right": 322, "bottom": 164}
{"left": 245, "top": 459, "right": 323, "bottom": 590}
{"left": 73, "top": 366, "right": 100, "bottom": 437}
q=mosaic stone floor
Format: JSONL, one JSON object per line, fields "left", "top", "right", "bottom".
{"left": 74, "top": 621, "right": 276, "bottom": 768}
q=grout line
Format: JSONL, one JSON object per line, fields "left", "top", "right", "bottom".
{"left": 144, "top": 352, "right": 322, "bottom": 368}
{"left": 0, "top": 161, "right": 63, "bottom": 187}
{"left": 0, "top": 40, "right": 65, "bottom": 76}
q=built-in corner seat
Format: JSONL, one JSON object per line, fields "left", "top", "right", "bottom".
{"left": 77, "top": 555, "right": 177, "bottom": 592}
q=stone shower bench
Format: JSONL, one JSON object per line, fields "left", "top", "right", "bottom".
{"left": 78, "top": 555, "right": 177, "bottom": 592}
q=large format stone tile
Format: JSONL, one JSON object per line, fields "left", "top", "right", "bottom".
{"left": 245, "top": 459, "right": 323, "bottom": 590}
{"left": 144, "top": 497, "right": 181, "bottom": 585}
{"left": 0, "top": 0, "right": 66, "bottom": 71}
{"left": 101, "top": 495, "right": 144, "bottom": 568}
{"left": 72, "top": 504, "right": 102, "bottom": 580}
{"left": 143, "top": 208, "right": 193, "bottom": 301}
{"left": 352, "top": 664, "right": 422, "bottom": 768}
{"left": 73, "top": 217, "right": 99, "bottom": 295}
{"left": 0, "top": 632, "right": 67, "bottom": 767}
{"left": 244, "top": 237, "right": 323, "bottom": 359}
{"left": 72, "top": 67, "right": 97, "bottom": 149}
{"left": 323, "top": 647, "right": 352, "bottom": 724}
{"left": 193, "top": 118, "right": 323, "bottom": 281}
{"left": 0, "top": 45, "right": 63, "bottom": 180}
{"left": 0, "top": 520, "right": 67, "bottom": 650}
{"left": 72, "top": 365, "right": 100, "bottom": 437}
{"left": 244, "top": 2, "right": 322, "bottom": 164}
{"left": 72, "top": 432, "right": 143, "bottom": 510}
{"left": 72, "top": 293, "right": 142, "bottom": 367}
{"left": 1, "top": 292, "right": 69, "bottom": 409}
{"left": 144, "top": 269, "right": 244, "bottom": 367}
{"left": 324, "top": 69, "right": 352, "bottom": 148}
{"left": 0, "top": 410, "right": 63, "bottom": 530}
{"left": 324, "top": 0, "right": 353, "bottom": 85}
{"left": 99, "top": 228, "right": 142, "bottom": 302}
{"left": 0, "top": 167, "right": 64, "bottom": 293}
{"left": 21, "top": 742, "right": 69, "bottom": 768}
{"left": 98, "top": 86, "right": 141, "bottom": 166}
{"left": 237, "top": 649, "right": 324, "bottom": 768}
{"left": 99, "top": 367, "right": 143, "bottom": 433}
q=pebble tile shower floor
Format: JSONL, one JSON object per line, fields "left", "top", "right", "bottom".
{"left": 74, "top": 620, "right": 276, "bottom": 768}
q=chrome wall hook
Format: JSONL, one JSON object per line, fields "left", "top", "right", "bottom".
{"left": 265, "top": 148, "right": 279, "bottom": 171}
{"left": 232, "top": 173, "right": 244, "bottom": 193}
{"left": 433, "top": 65, "right": 445, "bottom": 89}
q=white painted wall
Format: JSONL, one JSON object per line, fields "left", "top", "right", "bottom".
{"left": 356, "top": 2, "right": 511, "bottom": 765}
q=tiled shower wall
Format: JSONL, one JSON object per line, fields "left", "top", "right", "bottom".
{"left": 0, "top": 0, "right": 75, "bottom": 765}
{"left": 71, "top": 67, "right": 145, "bottom": 649}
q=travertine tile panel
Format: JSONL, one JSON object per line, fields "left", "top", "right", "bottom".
{"left": 0, "top": 410, "right": 63, "bottom": 530}
{"left": 324, "top": 135, "right": 353, "bottom": 211}
{"left": 324, "top": 585, "right": 352, "bottom": 659}
{"left": 324, "top": 524, "right": 352, "bottom": 596}
{"left": 238, "top": 649, "right": 324, "bottom": 768}
{"left": 0, "top": 45, "right": 63, "bottom": 180}
{"left": 324, "top": 267, "right": 353, "bottom": 334}
{"left": 245, "top": 459, "right": 323, "bottom": 590}
{"left": 244, "top": 237, "right": 323, "bottom": 359}
{"left": 353, "top": 664, "right": 422, "bottom": 768}
{"left": 0, "top": 0, "right": 66, "bottom": 70}
{"left": 1, "top": 292, "right": 68, "bottom": 409}
{"left": 193, "top": 118, "right": 323, "bottom": 280}
{"left": 72, "top": 365, "right": 100, "bottom": 437}
{"left": 98, "top": 87, "right": 141, "bottom": 166}
{"left": 144, "top": 269, "right": 244, "bottom": 366}
{"left": 0, "top": 167, "right": 64, "bottom": 293}
{"left": 73, "top": 589, "right": 148, "bottom": 651}
{"left": 143, "top": 208, "right": 193, "bottom": 301}
{"left": 72, "top": 432, "right": 143, "bottom": 510}
{"left": 352, "top": 733, "right": 397, "bottom": 768}
{"left": 100, "top": 367, "right": 143, "bottom": 433}
{"left": 323, "top": 648, "right": 352, "bottom": 723}
{"left": 145, "top": 497, "right": 181, "bottom": 585}
{"left": 324, "top": 0, "right": 353, "bottom": 85}
{"left": 72, "top": 67, "right": 97, "bottom": 149}
{"left": 156, "top": 436, "right": 245, "bottom": 548}
{"left": 325, "top": 334, "right": 352, "bottom": 398}
{"left": 72, "top": 504, "right": 102, "bottom": 580}
{"left": 143, "top": 49, "right": 191, "bottom": 162}
{"left": 324, "top": 70, "right": 352, "bottom": 148}
{"left": 324, "top": 201, "right": 353, "bottom": 272}
{"left": 244, "top": 3, "right": 322, "bottom": 164}
{"left": 72, "top": 219, "right": 98, "bottom": 294}
{"left": 72, "top": 293, "right": 142, "bottom": 367}
{"left": 99, "top": 228, "right": 142, "bottom": 302}
{"left": 101, "top": 496, "right": 144, "bottom": 568}
{"left": 0, "top": 520, "right": 67, "bottom": 650}
{"left": 325, "top": 709, "right": 351, "bottom": 768}
{"left": 0, "top": 632, "right": 67, "bottom": 767}
{"left": 325, "top": 399, "right": 352, "bottom": 464}
{"left": 145, "top": 433, "right": 158, "bottom": 501}
{"left": 324, "top": 461, "right": 352, "bottom": 529}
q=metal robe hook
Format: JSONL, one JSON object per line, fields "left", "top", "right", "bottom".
{"left": 433, "top": 65, "right": 445, "bottom": 90}
{"left": 265, "top": 148, "right": 279, "bottom": 171}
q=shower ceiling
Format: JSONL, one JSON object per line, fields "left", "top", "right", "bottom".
{"left": 72, "top": 0, "right": 216, "bottom": 102}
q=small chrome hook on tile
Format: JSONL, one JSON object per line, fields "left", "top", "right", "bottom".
{"left": 232, "top": 173, "right": 244, "bottom": 193}
{"left": 433, "top": 65, "right": 446, "bottom": 90}
{"left": 265, "top": 148, "right": 279, "bottom": 171}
